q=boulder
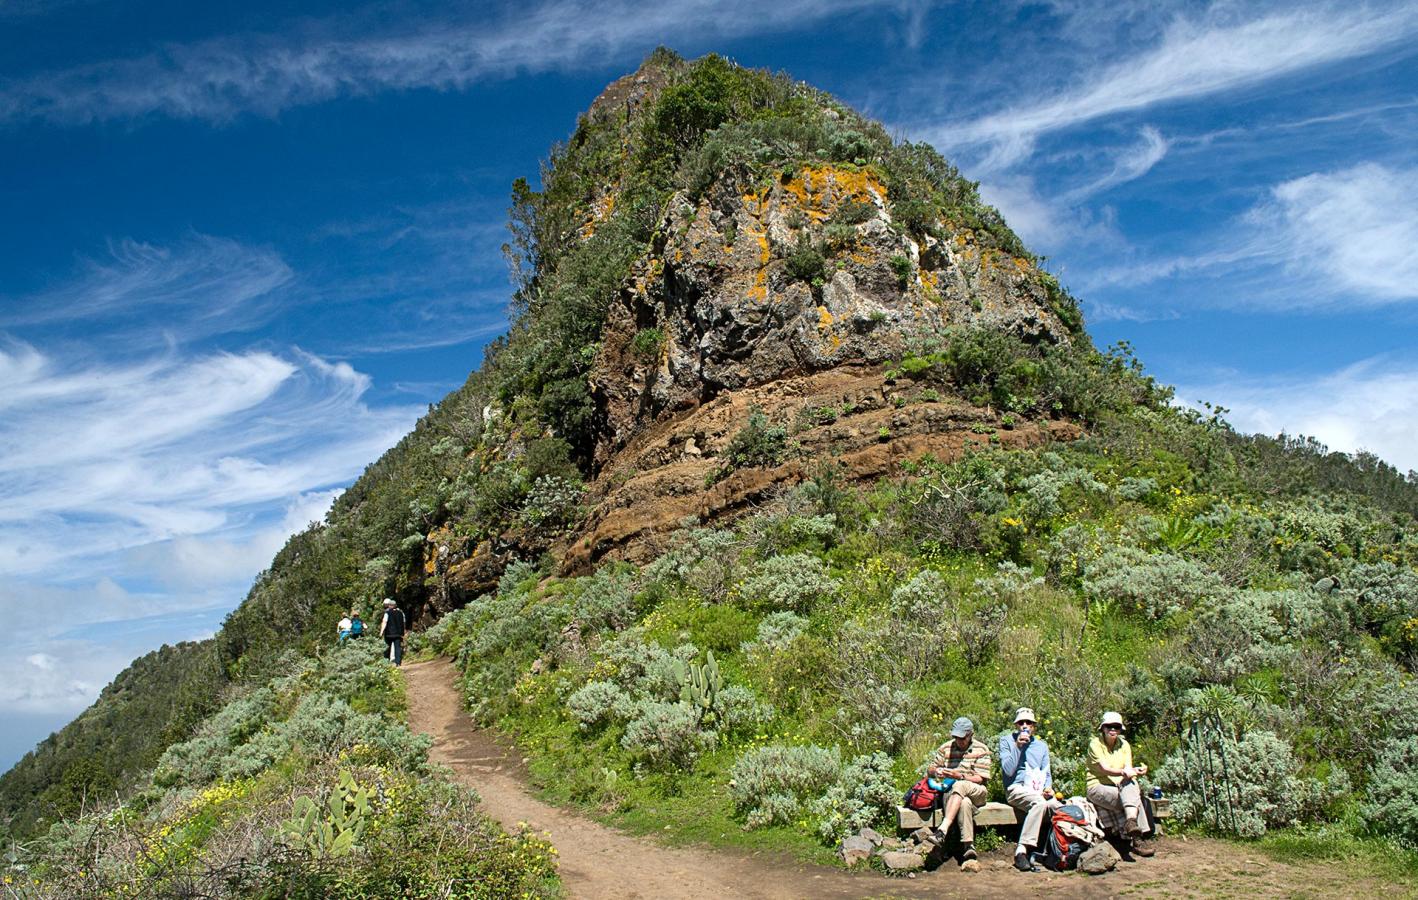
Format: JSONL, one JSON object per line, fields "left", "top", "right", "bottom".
{"left": 858, "top": 827, "right": 884, "bottom": 847}
{"left": 1079, "top": 841, "right": 1121, "bottom": 875}
{"left": 839, "top": 836, "right": 873, "bottom": 867}
{"left": 909, "top": 826, "right": 934, "bottom": 845}
{"left": 881, "top": 851, "right": 924, "bottom": 872}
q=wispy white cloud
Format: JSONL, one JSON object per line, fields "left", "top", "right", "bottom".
{"left": 1249, "top": 162, "right": 1418, "bottom": 301}
{"left": 0, "top": 340, "right": 418, "bottom": 577}
{"left": 1178, "top": 357, "right": 1418, "bottom": 473}
{"left": 1061, "top": 126, "right": 1169, "bottom": 202}
{"left": 1083, "top": 162, "right": 1418, "bottom": 304}
{"left": 0, "top": 224, "right": 425, "bottom": 728}
{"left": 0, "top": 235, "right": 293, "bottom": 343}
{"left": 0, "top": 0, "right": 899, "bottom": 126}
{"left": 931, "top": 3, "right": 1418, "bottom": 168}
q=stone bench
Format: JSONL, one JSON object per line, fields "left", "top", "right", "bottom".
{"left": 898, "top": 797, "right": 1171, "bottom": 831}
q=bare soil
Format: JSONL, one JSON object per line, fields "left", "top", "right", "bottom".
{"left": 404, "top": 659, "right": 1398, "bottom": 899}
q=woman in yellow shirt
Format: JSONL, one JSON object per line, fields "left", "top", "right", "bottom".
{"left": 1086, "top": 711, "right": 1154, "bottom": 856}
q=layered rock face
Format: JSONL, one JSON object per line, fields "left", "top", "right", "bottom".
{"left": 442, "top": 55, "right": 1082, "bottom": 595}
{"left": 591, "top": 162, "right": 1072, "bottom": 468}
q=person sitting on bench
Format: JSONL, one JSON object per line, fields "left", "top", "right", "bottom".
{"left": 1000, "top": 706, "right": 1061, "bottom": 872}
{"left": 1086, "top": 711, "right": 1155, "bottom": 857}
{"left": 926, "top": 716, "right": 992, "bottom": 867}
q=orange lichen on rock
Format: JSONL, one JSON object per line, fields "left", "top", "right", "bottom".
{"left": 780, "top": 165, "right": 887, "bottom": 220}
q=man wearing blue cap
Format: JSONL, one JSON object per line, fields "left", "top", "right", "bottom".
{"left": 927, "top": 716, "right": 992, "bottom": 867}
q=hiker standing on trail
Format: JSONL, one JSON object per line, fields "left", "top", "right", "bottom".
{"left": 337, "top": 613, "right": 353, "bottom": 643}
{"left": 1000, "top": 706, "right": 1060, "bottom": 872}
{"left": 926, "top": 716, "right": 992, "bottom": 868}
{"left": 1086, "top": 711, "right": 1155, "bottom": 857}
{"left": 349, "top": 612, "right": 364, "bottom": 638}
{"left": 379, "top": 598, "right": 406, "bottom": 666}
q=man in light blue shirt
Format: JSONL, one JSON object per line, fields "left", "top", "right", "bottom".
{"left": 999, "top": 706, "right": 1060, "bottom": 872}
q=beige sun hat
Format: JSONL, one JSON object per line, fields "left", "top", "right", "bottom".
{"left": 1100, "top": 711, "right": 1125, "bottom": 730}
{"left": 1014, "top": 707, "right": 1037, "bottom": 725}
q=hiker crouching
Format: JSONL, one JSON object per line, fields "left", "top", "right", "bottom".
{"left": 1086, "top": 711, "right": 1155, "bottom": 857}
{"left": 999, "top": 706, "right": 1060, "bottom": 872}
{"left": 926, "top": 716, "right": 991, "bottom": 866}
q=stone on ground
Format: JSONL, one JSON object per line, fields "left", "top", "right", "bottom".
{"left": 839, "top": 836, "right": 873, "bottom": 867}
{"left": 1079, "top": 841, "right": 1121, "bottom": 875}
{"left": 881, "top": 850, "right": 924, "bottom": 872}
{"left": 859, "top": 827, "right": 883, "bottom": 846}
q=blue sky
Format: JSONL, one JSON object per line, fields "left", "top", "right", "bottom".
{"left": 2, "top": 0, "right": 1416, "bottom": 771}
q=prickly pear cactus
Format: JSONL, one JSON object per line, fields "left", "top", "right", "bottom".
{"left": 679, "top": 650, "right": 724, "bottom": 723}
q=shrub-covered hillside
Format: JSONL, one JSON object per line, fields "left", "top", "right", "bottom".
{"left": 4, "top": 47, "right": 1418, "bottom": 894}
{"left": 423, "top": 405, "right": 1418, "bottom": 863}
{"left": 6, "top": 640, "right": 558, "bottom": 898}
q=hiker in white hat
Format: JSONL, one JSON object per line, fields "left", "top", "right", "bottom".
{"left": 1087, "top": 711, "right": 1155, "bottom": 857}
{"left": 1000, "top": 706, "right": 1060, "bottom": 872}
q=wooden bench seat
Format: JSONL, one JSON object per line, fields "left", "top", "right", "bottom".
{"left": 898, "top": 797, "right": 1171, "bottom": 831}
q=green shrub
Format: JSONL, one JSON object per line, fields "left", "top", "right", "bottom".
{"left": 889, "top": 254, "right": 912, "bottom": 289}
{"left": 716, "top": 685, "right": 774, "bottom": 735}
{"left": 518, "top": 474, "right": 583, "bottom": 534}
{"left": 644, "top": 527, "right": 744, "bottom": 603}
{"left": 830, "top": 198, "right": 876, "bottom": 225}
{"left": 822, "top": 222, "right": 858, "bottom": 252}
{"left": 567, "top": 681, "right": 631, "bottom": 731}
{"left": 1156, "top": 729, "right": 1343, "bottom": 837}
{"left": 620, "top": 699, "right": 717, "bottom": 770}
{"left": 746, "top": 611, "right": 808, "bottom": 652}
{"left": 785, "top": 234, "right": 826, "bottom": 284}
{"left": 630, "top": 327, "right": 665, "bottom": 361}
{"left": 809, "top": 752, "right": 897, "bottom": 842}
{"left": 1363, "top": 738, "right": 1418, "bottom": 844}
{"left": 729, "top": 744, "right": 842, "bottom": 829}
{"left": 834, "top": 678, "right": 912, "bottom": 753}
{"left": 1084, "top": 544, "right": 1230, "bottom": 620}
{"left": 739, "top": 553, "right": 837, "bottom": 611}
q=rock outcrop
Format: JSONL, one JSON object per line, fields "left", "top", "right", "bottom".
{"left": 437, "top": 53, "right": 1085, "bottom": 596}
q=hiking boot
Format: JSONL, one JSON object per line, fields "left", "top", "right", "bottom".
{"left": 1013, "top": 853, "right": 1039, "bottom": 872}
{"left": 1129, "top": 840, "right": 1156, "bottom": 857}
{"left": 960, "top": 844, "right": 978, "bottom": 862}
{"left": 923, "top": 827, "right": 945, "bottom": 846}
{"left": 1124, "top": 817, "right": 1142, "bottom": 838}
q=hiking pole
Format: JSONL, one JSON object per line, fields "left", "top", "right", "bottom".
{"left": 1210, "top": 713, "right": 1241, "bottom": 836}
{"left": 1200, "top": 719, "right": 1225, "bottom": 832}
{"left": 1188, "top": 719, "right": 1216, "bottom": 832}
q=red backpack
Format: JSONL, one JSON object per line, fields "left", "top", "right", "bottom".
{"left": 902, "top": 777, "right": 949, "bottom": 812}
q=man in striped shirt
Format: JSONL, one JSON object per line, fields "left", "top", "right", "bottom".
{"left": 927, "top": 716, "right": 993, "bottom": 867}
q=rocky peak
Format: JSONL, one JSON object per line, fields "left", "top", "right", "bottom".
{"left": 432, "top": 53, "right": 1088, "bottom": 594}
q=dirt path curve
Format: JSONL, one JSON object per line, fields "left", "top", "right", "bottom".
{"left": 403, "top": 659, "right": 1384, "bottom": 900}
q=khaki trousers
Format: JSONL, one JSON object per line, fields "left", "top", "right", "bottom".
{"left": 946, "top": 780, "right": 989, "bottom": 844}
{"left": 1005, "top": 783, "right": 1059, "bottom": 848}
{"left": 1087, "top": 781, "right": 1153, "bottom": 836}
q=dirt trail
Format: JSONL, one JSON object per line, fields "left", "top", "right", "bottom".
{"left": 404, "top": 659, "right": 1392, "bottom": 900}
